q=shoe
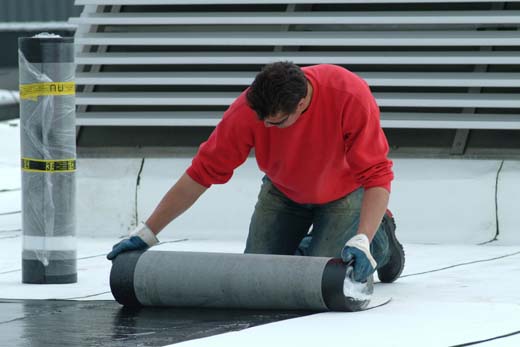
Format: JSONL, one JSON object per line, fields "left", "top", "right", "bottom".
{"left": 295, "top": 235, "right": 312, "bottom": 256}
{"left": 377, "top": 210, "right": 405, "bottom": 283}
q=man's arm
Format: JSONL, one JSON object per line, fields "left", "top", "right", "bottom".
{"left": 340, "top": 186, "right": 389, "bottom": 282}
{"left": 356, "top": 187, "right": 390, "bottom": 242}
{"left": 146, "top": 173, "right": 208, "bottom": 235}
{"left": 106, "top": 173, "right": 207, "bottom": 260}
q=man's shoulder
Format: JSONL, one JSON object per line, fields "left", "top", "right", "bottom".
{"left": 221, "top": 90, "right": 258, "bottom": 125}
{"left": 304, "top": 64, "right": 369, "bottom": 95}
{"left": 303, "top": 64, "right": 356, "bottom": 80}
{"left": 227, "top": 91, "right": 249, "bottom": 112}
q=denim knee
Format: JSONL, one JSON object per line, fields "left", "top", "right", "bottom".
{"left": 246, "top": 176, "right": 313, "bottom": 255}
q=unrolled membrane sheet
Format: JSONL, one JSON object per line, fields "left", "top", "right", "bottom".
{"left": 110, "top": 250, "right": 371, "bottom": 311}
{"left": 18, "top": 33, "right": 76, "bottom": 284}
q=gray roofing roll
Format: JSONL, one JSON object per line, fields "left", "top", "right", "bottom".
{"left": 110, "top": 250, "right": 370, "bottom": 311}
{"left": 18, "top": 34, "right": 77, "bottom": 284}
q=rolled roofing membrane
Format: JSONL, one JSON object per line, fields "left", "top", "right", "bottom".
{"left": 18, "top": 34, "right": 77, "bottom": 284}
{"left": 110, "top": 250, "right": 372, "bottom": 311}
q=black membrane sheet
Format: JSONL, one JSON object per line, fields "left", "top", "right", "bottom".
{"left": 0, "top": 299, "right": 311, "bottom": 347}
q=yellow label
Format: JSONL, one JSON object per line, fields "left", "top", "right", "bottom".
{"left": 21, "top": 158, "right": 76, "bottom": 173}
{"left": 19, "top": 82, "right": 75, "bottom": 101}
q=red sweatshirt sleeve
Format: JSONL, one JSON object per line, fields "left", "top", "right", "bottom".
{"left": 342, "top": 88, "right": 394, "bottom": 192}
{"left": 186, "top": 100, "right": 254, "bottom": 187}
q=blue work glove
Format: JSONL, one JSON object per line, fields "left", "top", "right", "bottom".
{"left": 341, "top": 234, "right": 377, "bottom": 283}
{"left": 107, "top": 222, "right": 159, "bottom": 260}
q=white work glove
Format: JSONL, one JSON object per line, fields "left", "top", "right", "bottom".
{"left": 341, "top": 234, "right": 377, "bottom": 282}
{"left": 107, "top": 222, "right": 159, "bottom": 260}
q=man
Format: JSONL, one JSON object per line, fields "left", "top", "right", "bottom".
{"left": 107, "top": 62, "right": 405, "bottom": 284}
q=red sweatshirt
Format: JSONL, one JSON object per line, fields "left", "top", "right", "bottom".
{"left": 186, "top": 64, "right": 393, "bottom": 204}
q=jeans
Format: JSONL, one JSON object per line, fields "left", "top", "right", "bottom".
{"left": 244, "top": 177, "right": 391, "bottom": 270}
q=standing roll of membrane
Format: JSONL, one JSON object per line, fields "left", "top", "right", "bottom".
{"left": 18, "top": 33, "right": 77, "bottom": 284}
{"left": 110, "top": 251, "right": 372, "bottom": 312}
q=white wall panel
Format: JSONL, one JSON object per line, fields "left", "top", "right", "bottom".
{"left": 76, "top": 158, "right": 143, "bottom": 237}
{"left": 496, "top": 161, "right": 520, "bottom": 245}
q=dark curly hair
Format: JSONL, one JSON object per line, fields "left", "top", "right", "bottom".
{"left": 246, "top": 61, "right": 308, "bottom": 120}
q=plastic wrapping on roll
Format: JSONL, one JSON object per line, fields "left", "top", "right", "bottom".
{"left": 18, "top": 33, "right": 77, "bottom": 284}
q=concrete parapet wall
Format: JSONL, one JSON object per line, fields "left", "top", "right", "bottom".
{"left": 497, "top": 161, "right": 520, "bottom": 245}
{"left": 76, "top": 157, "right": 515, "bottom": 245}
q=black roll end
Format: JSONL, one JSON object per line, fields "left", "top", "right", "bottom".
{"left": 22, "top": 259, "right": 77, "bottom": 284}
{"left": 321, "top": 258, "right": 370, "bottom": 312}
{"left": 18, "top": 36, "right": 74, "bottom": 63}
{"left": 109, "top": 250, "right": 145, "bottom": 307}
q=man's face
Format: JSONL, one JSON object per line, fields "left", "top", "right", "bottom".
{"left": 263, "top": 97, "right": 307, "bottom": 129}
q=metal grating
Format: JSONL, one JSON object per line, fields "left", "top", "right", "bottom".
{"left": 71, "top": 0, "right": 520, "bottom": 133}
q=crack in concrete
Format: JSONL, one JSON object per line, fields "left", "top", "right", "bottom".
{"left": 134, "top": 158, "right": 145, "bottom": 227}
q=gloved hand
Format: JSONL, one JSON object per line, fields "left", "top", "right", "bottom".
{"left": 107, "top": 222, "right": 159, "bottom": 260}
{"left": 341, "top": 234, "right": 377, "bottom": 283}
